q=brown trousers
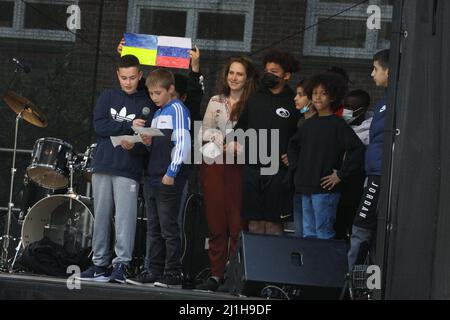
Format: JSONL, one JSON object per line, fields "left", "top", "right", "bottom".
{"left": 200, "top": 163, "right": 246, "bottom": 278}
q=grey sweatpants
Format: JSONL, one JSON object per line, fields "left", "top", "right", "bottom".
{"left": 91, "top": 173, "right": 139, "bottom": 267}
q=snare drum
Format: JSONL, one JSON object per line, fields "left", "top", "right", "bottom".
{"left": 27, "top": 137, "right": 74, "bottom": 189}
{"left": 81, "top": 143, "right": 97, "bottom": 183}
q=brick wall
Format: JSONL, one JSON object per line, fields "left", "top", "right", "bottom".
{"left": 0, "top": 0, "right": 388, "bottom": 209}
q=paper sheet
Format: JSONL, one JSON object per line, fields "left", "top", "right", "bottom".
{"left": 132, "top": 126, "right": 164, "bottom": 137}
{"left": 110, "top": 135, "right": 143, "bottom": 148}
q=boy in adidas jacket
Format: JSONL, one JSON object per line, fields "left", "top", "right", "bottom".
{"left": 141, "top": 68, "right": 191, "bottom": 288}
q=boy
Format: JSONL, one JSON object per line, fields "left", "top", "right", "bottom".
{"left": 232, "top": 50, "right": 300, "bottom": 235}
{"left": 141, "top": 68, "right": 191, "bottom": 288}
{"left": 335, "top": 89, "right": 372, "bottom": 240}
{"left": 288, "top": 73, "right": 364, "bottom": 239}
{"left": 348, "top": 49, "right": 390, "bottom": 271}
{"left": 79, "top": 55, "right": 155, "bottom": 283}
{"left": 343, "top": 89, "right": 373, "bottom": 146}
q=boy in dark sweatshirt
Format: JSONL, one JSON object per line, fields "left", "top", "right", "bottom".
{"left": 79, "top": 55, "right": 156, "bottom": 283}
{"left": 141, "top": 68, "right": 191, "bottom": 289}
{"left": 348, "top": 49, "right": 390, "bottom": 271}
{"left": 288, "top": 73, "right": 364, "bottom": 240}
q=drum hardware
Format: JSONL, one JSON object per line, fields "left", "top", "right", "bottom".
{"left": 1, "top": 91, "right": 47, "bottom": 271}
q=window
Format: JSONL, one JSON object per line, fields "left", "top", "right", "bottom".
{"left": 303, "top": 0, "right": 393, "bottom": 59}
{"left": 127, "top": 0, "right": 255, "bottom": 52}
{"left": 0, "top": 0, "right": 77, "bottom": 42}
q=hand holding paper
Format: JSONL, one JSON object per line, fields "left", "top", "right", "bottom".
{"left": 110, "top": 135, "right": 142, "bottom": 148}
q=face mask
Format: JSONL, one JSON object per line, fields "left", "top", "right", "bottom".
{"left": 343, "top": 107, "right": 363, "bottom": 124}
{"left": 261, "top": 72, "right": 281, "bottom": 89}
{"left": 300, "top": 105, "right": 309, "bottom": 114}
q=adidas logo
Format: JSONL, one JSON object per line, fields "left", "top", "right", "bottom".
{"left": 111, "top": 107, "right": 136, "bottom": 122}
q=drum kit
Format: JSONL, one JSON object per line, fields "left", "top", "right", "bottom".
{"left": 1, "top": 91, "right": 96, "bottom": 272}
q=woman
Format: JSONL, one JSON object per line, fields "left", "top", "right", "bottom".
{"left": 197, "top": 56, "right": 258, "bottom": 291}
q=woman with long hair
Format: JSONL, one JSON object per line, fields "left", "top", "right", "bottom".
{"left": 197, "top": 56, "right": 258, "bottom": 291}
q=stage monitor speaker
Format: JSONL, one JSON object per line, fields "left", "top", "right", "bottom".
{"left": 227, "top": 232, "right": 349, "bottom": 299}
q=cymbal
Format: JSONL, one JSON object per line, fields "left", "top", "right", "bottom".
{"left": 2, "top": 91, "right": 48, "bottom": 127}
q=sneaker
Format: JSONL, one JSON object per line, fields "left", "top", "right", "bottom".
{"left": 77, "top": 265, "right": 110, "bottom": 282}
{"left": 154, "top": 273, "right": 182, "bottom": 289}
{"left": 196, "top": 277, "right": 221, "bottom": 292}
{"left": 126, "top": 269, "right": 160, "bottom": 286}
{"left": 109, "top": 263, "right": 127, "bottom": 284}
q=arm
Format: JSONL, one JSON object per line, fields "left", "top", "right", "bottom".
{"left": 185, "top": 71, "right": 204, "bottom": 122}
{"left": 185, "top": 46, "right": 204, "bottom": 122}
{"left": 287, "top": 128, "right": 302, "bottom": 174}
{"left": 93, "top": 91, "right": 134, "bottom": 137}
{"left": 337, "top": 122, "right": 365, "bottom": 180}
{"left": 166, "top": 104, "right": 191, "bottom": 180}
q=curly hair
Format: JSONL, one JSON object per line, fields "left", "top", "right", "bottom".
{"left": 263, "top": 50, "right": 300, "bottom": 74}
{"left": 216, "top": 56, "right": 259, "bottom": 121}
{"left": 304, "top": 73, "right": 348, "bottom": 112}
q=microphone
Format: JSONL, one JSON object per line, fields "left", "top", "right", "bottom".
{"left": 140, "top": 107, "right": 151, "bottom": 120}
{"left": 12, "top": 58, "right": 31, "bottom": 73}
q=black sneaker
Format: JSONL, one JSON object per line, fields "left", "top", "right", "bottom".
{"left": 77, "top": 265, "right": 110, "bottom": 282}
{"left": 196, "top": 277, "right": 221, "bottom": 292}
{"left": 154, "top": 273, "right": 182, "bottom": 289}
{"left": 109, "top": 263, "right": 127, "bottom": 284}
{"left": 126, "top": 270, "right": 161, "bottom": 286}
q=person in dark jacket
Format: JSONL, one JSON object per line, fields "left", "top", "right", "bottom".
{"left": 347, "top": 49, "right": 390, "bottom": 271}
{"left": 288, "top": 73, "right": 364, "bottom": 239}
{"left": 232, "top": 50, "right": 300, "bottom": 235}
{"left": 79, "top": 55, "right": 156, "bottom": 283}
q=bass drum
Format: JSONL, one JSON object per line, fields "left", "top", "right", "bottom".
{"left": 21, "top": 195, "right": 94, "bottom": 256}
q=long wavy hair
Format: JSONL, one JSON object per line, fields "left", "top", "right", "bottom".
{"left": 216, "top": 56, "right": 259, "bottom": 121}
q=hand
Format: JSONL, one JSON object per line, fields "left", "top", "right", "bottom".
{"left": 189, "top": 45, "right": 200, "bottom": 73}
{"left": 320, "top": 170, "right": 341, "bottom": 191}
{"left": 117, "top": 37, "right": 125, "bottom": 55}
{"left": 132, "top": 119, "right": 146, "bottom": 127}
{"left": 162, "top": 175, "right": 174, "bottom": 186}
{"left": 141, "top": 134, "right": 152, "bottom": 146}
{"left": 120, "top": 140, "right": 134, "bottom": 150}
{"left": 281, "top": 154, "right": 289, "bottom": 166}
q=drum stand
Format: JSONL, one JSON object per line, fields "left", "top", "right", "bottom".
{"left": 0, "top": 111, "right": 23, "bottom": 272}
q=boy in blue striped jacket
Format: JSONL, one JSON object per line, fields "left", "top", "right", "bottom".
{"left": 141, "top": 68, "right": 191, "bottom": 288}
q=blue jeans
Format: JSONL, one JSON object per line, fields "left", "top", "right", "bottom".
{"left": 302, "top": 193, "right": 341, "bottom": 239}
{"left": 293, "top": 193, "right": 303, "bottom": 237}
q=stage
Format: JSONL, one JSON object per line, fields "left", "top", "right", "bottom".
{"left": 0, "top": 273, "right": 248, "bottom": 300}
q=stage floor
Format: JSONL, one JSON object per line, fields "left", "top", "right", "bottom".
{"left": 0, "top": 273, "right": 248, "bottom": 300}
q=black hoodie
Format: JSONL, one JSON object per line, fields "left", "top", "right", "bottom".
{"left": 233, "top": 86, "right": 299, "bottom": 168}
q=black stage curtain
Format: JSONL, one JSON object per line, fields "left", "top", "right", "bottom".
{"left": 377, "top": 0, "right": 450, "bottom": 299}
